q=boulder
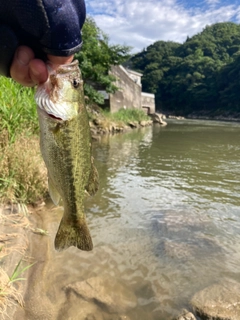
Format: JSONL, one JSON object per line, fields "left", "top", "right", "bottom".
{"left": 150, "top": 113, "right": 167, "bottom": 125}
{"left": 191, "top": 280, "right": 240, "bottom": 320}
{"left": 64, "top": 275, "right": 137, "bottom": 314}
{"left": 175, "top": 309, "right": 197, "bottom": 320}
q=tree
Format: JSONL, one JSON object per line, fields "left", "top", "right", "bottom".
{"left": 75, "top": 17, "right": 132, "bottom": 105}
{"left": 130, "top": 21, "right": 240, "bottom": 116}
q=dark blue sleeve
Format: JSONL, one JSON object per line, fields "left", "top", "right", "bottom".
{"left": 0, "top": 0, "right": 86, "bottom": 76}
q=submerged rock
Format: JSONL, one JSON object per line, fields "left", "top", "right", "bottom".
{"left": 191, "top": 280, "right": 240, "bottom": 320}
{"left": 175, "top": 309, "right": 197, "bottom": 320}
{"left": 64, "top": 275, "right": 137, "bottom": 314}
{"left": 58, "top": 299, "right": 104, "bottom": 320}
{"left": 163, "top": 239, "right": 197, "bottom": 260}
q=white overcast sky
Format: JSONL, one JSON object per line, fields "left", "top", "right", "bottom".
{"left": 85, "top": 0, "right": 240, "bottom": 52}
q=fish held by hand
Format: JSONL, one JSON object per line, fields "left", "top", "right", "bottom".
{"left": 35, "top": 60, "right": 99, "bottom": 251}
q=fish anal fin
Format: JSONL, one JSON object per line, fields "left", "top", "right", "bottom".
{"left": 86, "top": 158, "right": 99, "bottom": 196}
{"left": 48, "top": 175, "right": 61, "bottom": 205}
{"left": 54, "top": 217, "right": 93, "bottom": 251}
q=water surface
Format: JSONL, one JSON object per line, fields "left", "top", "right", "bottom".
{"left": 36, "top": 120, "right": 240, "bottom": 319}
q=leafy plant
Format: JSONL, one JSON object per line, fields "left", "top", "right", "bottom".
{"left": 9, "top": 259, "right": 35, "bottom": 284}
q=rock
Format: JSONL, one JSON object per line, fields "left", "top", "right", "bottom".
{"left": 139, "top": 120, "right": 153, "bottom": 127}
{"left": 167, "top": 115, "right": 185, "bottom": 120}
{"left": 89, "top": 121, "right": 95, "bottom": 128}
{"left": 93, "top": 118, "right": 102, "bottom": 126}
{"left": 139, "top": 120, "right": 148, "bottom": 126}
{"left": 150, "top": 113, "right": 167, "bottom": 125}
{"left": 191, "top": 280, "right": 240, "bottom": 320}
{"left": 127, "top": 121, "right": 138, "bottom": 128}
{"left": 64, "top": 275, "right": 137, "bottom": 314}
{"left": 58, "top": 299, "right": 104, "bottom": 320}
{"left": 163, "top": 239, "right": 196, "bottom": 260}
{"left": 175, "top": 309, "right": 197, "bottom": 320}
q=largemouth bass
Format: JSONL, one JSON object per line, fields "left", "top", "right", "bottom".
{"left": 35, "top": 60, "right": 98, "bottom": 251}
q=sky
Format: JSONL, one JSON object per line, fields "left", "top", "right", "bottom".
{"left": 85, "top": 0, "right": 240, "bottom": 52}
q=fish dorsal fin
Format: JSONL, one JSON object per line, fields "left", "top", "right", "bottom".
{"left": 48, "top": 175, "right": 61, "bottom": 205}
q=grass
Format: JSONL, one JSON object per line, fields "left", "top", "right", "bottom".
{"left": 0, "top": 134, "right": 47, "bottom": 204}
{"left": 9, "top": 259, "right": 35, "bottom": 284}
{"left": 0, "top": 78, "right": 43, "bottom": 317}
{"left": 90, "top": 107, "right": 150, "bottom": 131}
{"left": 0, "top": 260, "right": 35, "bottom": 318}
{"left": 0, "top": 77, "right": 38, "bottom": 146}
{"left": 0, "top": 77, "right": 47, "bottom": 204}
{"left": 0, "top": 266, "right": 23, "bottom": 317}
{"left": 102, "top": 107, "right": 150, "bottom": 123}
{"left": 0, "top": 210, "right": 33, "bottom": 318}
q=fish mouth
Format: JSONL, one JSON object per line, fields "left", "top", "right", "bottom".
{"left": 37, "top": 104, "right": 63, "bottom": 122}
{"left": 35, "top": 81, "right": 65, "bottom": 120}
{"left": 35, "top": 60, "right": 80, "bottom": 121}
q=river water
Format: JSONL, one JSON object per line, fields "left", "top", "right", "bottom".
{"left": 27, "top": 119, "right": 240, "bottom": 319}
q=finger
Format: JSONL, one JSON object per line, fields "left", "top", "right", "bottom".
{"left": 47, "top": 54, "right": 74, "bottom": 69}
{"left": 10, "top": 46, "right": 35, "bottom": 87}
{"left": 29, "top": 59, "right": 48, "bottom": 84}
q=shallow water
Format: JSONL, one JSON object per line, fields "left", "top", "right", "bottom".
{"left": 30, "top": 120, "right": 240, "bottom": 319}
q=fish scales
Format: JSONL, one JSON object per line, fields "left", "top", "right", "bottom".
{"left": 35, "top": 60, "right": 98, "bottom": 251}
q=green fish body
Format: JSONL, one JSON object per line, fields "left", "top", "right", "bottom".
{"left": 35, "top": 60, "right": 98, "bottom": 251}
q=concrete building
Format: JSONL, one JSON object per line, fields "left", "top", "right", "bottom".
{"left": 100, "top": 65, "right": 155, "bottom": 114}
{"left": 141, "top": 92, "right": 155, "bottom": 114}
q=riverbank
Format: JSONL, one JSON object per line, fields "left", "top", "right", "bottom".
{"left": 0, "top": 204, "right": 30, "bottom": 319}
{"left": 187, "top": 114, "right": 240, "bottom": 122}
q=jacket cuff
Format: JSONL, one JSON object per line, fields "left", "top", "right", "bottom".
{"left": 0, "top": 25, "right": 19, "bottom": 77}
{"left": 41, "top": 41, "right": 83, "bottom": 57}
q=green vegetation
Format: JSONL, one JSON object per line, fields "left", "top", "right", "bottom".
{"left": 0, "top": 76, "right": 47, "bottom": 204}
{"left": 8, "top": 259, "right": 35, "bottom": 284}
{"left": 102, "top": 108, "right": 149, "bottom": 123}
{"left": 0, "top": 257, "right": 34, "bottom": 315}
{"left": 129, "top": 22, "right": 240, "bottom": 117}
{"left": 76, "top": 16, "right": 131, "bottom": 105}
{"left": 0, "top": 77, "right": 38, "bottom": 145}
{"left": 0, "top": 134, "right": 47, "bottom": 204}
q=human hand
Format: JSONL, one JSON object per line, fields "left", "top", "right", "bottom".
{"left": 10, "top": 46, "right": 74, "bottom": 87}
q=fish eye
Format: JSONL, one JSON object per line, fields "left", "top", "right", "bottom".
{"left": 72, "top": 79, "right": 80, "bottom": 88}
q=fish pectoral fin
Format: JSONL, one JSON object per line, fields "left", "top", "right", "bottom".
{"left": 85, "top": 158, "right": 99, "bottom": 196}
{"left": 54, "top": 217, "right": 93, "bottom": 251}
{"left": 48, "top": 175, "right": 61, "bottom": 206}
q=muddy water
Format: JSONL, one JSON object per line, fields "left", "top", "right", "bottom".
{"left": 23, "top": 120, "right": 240, "bottom": 319}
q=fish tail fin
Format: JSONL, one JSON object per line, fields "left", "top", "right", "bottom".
{"left": 54, "top": 217, "right": 93, "bottom": 251}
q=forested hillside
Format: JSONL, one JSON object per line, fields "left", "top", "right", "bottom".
{"left": 129, "top": 22, "right": 240, "bottom": 117}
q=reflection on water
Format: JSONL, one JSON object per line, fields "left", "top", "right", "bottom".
{"left": 37, "top": 120, "right": 240, "bottom": 319}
